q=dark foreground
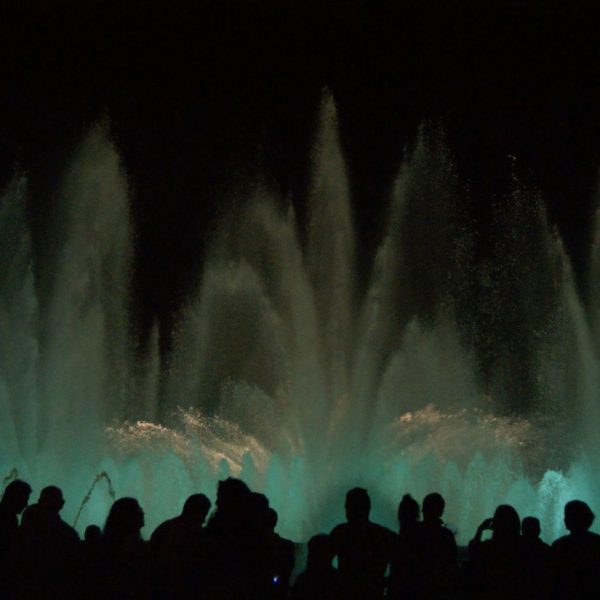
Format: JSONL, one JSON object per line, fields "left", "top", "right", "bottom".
{"left": 1, "top": 477, "right": 600, "bottom": 599}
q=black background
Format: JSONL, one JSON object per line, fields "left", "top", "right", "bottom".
{"left": 2, "top": 0, "right": 600, "bottom": 346}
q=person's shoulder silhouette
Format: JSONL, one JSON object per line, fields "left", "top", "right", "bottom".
{"left": 291, "top": 534, "right": 341, "bottom": 600}
{"left": 151, "top": 492, "right": 211, "bottom": 549}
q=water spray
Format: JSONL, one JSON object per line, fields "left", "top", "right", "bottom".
{"left": 73, "top": 471, "right": 116, "bottom": 529}
{"left": 2, "top": 468, "right": 19, "bottom": 490}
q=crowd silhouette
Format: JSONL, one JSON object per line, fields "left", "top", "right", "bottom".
{"left": 1, "top": 476, "right": 600, "bottom": 599}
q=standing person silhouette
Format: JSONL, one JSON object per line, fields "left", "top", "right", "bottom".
{"left": 415, "top": 492, "right": 458, "bottom": 598}
{"left": 15, "top": 486, "right": 80, "bottom": 598}
{"left": 521, "top": 516, "right": 550, "bottom": 600}
{"left": 551, "top": 500, "right": 600, "bottom": 599}
{"left": 98, "top": 497, "right": 149, "bottom": 599}
{"left": 389, "top": 493, "right": 421, "bottom": 599}
{"left": 469, "top": 504, "right": 525, "bottom": 599}
{"left": 329, "top": 487, "right": 396, "bottom": 599}
{"left": 0, "top": 479, "right": 31, "bottom": 597}
{"left": 151, "top": 493, "right": 212, "bottom": 598}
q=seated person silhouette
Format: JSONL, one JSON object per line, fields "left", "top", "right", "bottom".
{"left": 469, "top": 503, "right": 526, "bottom": 600}
{"left": 389, "top": 493, "right": 421, "bottom": 599}
{"left": 551, "top": 499, "right": 600, "bottom": 599}
{"left": 291, "top": 534, "right": 342, "bottom": 600}
{"left": 329, "top": 487, "right": 396, "bottom": 599}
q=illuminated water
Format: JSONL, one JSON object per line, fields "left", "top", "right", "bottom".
{"left": 1, "top": 97, "right": 600, "bottom": 544}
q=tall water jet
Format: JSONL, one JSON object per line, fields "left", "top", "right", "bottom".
{"left": 1, "top": 96, "right": 599, "bottom": 543}
{"left": 1, "top": 123, "right": 133, "bottom": 524}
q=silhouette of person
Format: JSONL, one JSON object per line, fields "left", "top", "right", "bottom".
{"left": 0, "top": 479, "right": 31, "bottom": 597}
{"left": 151, "top": 493, "right": 212, "bottom": 599}
{"left": 204, "top": 477, "right": 254, "bottom": 599}
{"left": 14, "top": 485, "right": 80, "bottom": 598}
{"left": 0, "top": 478, "right": 31, "bottom": 553}
{"left": 98, "top": 497, "right": 149, "bottom": 599}
{"left": 205, "top": 477, "right": 250, "bottom": 539}
{"left": 468, "top": 503, "right": 526, "bottom": 599}
{"left": 151, "top": 493, "right": 211, "bottom": 550}
{"left": 520, "top": 516, "right": 550, "bottom": 599}
{"left": 389, "top": 493, "right": 421, "bottom": 599}
{"left": 84, "top": 524, "right": 102, "bottom": 543}
{"left": 243, "top": 491, "right": 278, "bottom": 597}
{"left": 265, "top": 507, "right": 295, "bottom": 598}
{"left": 20, "top": 485, "right": 78, "bottom": 538}
{"left": 329, "top": 487, "right": 396, "bottom": 599}
{"left": 291, "top": 534, "right": 342, "bottom": 600}
{"left": 551, "top": 499, "right": 600, "bottom": 599}
{"left": 414, "top": 492, "right": 458, "bottom": 598}
{"left": 78, "top": 524, "right": 102, "bottom": 596}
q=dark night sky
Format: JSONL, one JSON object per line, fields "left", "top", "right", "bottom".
{"left": 2, "top": 0, "right": 600, "bottom": 345}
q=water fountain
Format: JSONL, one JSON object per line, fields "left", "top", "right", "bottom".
{"left": 1, "top": 95, "right": 599, "bottom": 544}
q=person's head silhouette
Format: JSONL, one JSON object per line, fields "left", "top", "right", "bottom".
{"left": 398, "top": 493, "right": 419, "bottom": 528}
{"left": 38, "top": 486, "right": 65, "bottom": 514}
{"left": 564, "top": 500, "right": 595, "bottom": 534}
{"left": 492, "top": 504, "right": 520, "bottom": 541}
{"left": 1, "top": 479, "right": 32, "bottom": 514}
{"left": 85, "top": 524, "right": 102, "bottom": 542}
{"left": 345, "top": 487, "right": 370, "bottom": 523}
{"left": 215, "top": 477, "right": 250, "bottom": 512}
{"left": 104, "top": 497, "right": 145, "bottom": 540}
{"left": 181, "top": 493, "right": 211, "bottom": 524}
{"left": 422, "top": 493, "right": 445, "bottom": 523}
{"left": 522, "top": 516, "right": 541, "bottom": 540}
